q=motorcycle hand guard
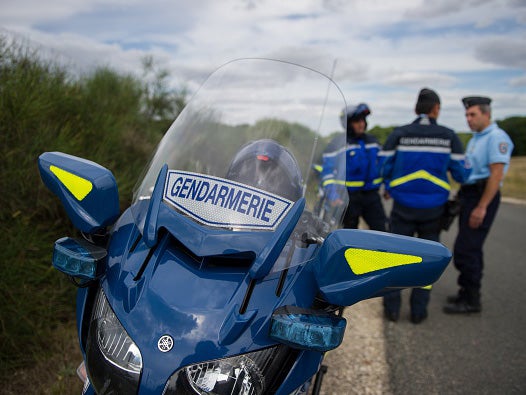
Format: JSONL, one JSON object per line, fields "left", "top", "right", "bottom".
{"left": 38, "top": 152, "right": 120, "bottom": 233}
{"left": 314, "top": 229, "right": 451, "bottom": 307}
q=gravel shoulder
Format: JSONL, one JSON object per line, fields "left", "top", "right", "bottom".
{"left": 320, "top": 297, "right": 391, "bottom": 395}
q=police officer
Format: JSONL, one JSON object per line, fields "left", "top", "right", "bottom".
{"left": 321, "top": 103, "right": 386, "bottom": 231}
{"left": 380, "top": 88, "right": 468, "bottom": 324}
{"left": 443, "top": 96, "right": 514, "bottom": 314}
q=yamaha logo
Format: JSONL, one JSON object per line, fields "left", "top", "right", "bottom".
{"left": 158, "top": 335, "right": 174, "bottom": 352}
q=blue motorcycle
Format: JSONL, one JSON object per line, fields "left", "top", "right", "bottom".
{"left": 39, "top": 59, "right": 451, "bottom": 394}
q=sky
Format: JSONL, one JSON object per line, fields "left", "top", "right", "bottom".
{"left": 1, "top": 0, "right": 525, "bottom": 132}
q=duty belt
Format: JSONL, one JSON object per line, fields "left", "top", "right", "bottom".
{"left": 348, "top": 189, "right": 380, "bottom": 195}
{"left": 461, "top": 178, "right": 488, "bottom": 194}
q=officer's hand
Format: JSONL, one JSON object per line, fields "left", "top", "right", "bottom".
{"left": 325, "top": 184, "right": 345, "bottom": 205}
{"left": 330, "top": 198, "right": 344, "bottom": 207}
{"left": 469, "top": 206, "right": 486, "bottom": 229}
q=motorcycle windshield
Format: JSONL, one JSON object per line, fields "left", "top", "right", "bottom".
{"left": 132, "top": 59, "right": 348, "bottom": 265}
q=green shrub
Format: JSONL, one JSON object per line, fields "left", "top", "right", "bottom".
{"left": 0, "top": 34, "right": 185, "bottom": 376}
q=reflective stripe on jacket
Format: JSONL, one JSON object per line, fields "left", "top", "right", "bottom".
{"left": 321, "top": 133, "right": 383, "bottom": 195}
{"left": 379, "top": 116, "right": 469, "bottom": 209}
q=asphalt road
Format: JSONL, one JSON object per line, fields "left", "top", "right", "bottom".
{"left": 384, "top": 201, "right": 526, "bottom": 394}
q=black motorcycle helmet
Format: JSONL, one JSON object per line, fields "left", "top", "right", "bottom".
{"left": 339, "top": 103, "right": 371, "bottom": 135}
{"left": 226, "top": 139, "right": 303, "bottom": 201}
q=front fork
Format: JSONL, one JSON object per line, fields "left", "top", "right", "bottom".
{"left": 311, "top": 365, "right": 328, "bottom": 395}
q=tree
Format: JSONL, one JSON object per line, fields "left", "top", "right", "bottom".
{"left": 369, "top": 125, "right": 394, "bottom": 145}
{"left": 140, "top": 55, "right": 187, "bottom": 123}
{"left": 497, "top": 117, "right": 526, "bottom": 156}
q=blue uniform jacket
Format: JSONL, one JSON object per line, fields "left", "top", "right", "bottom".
{"left": 321, "top": 133, "right": 383, "bottom": 201}
{"left": 465, "top": 122, "right": 514, "bottom": 185}
{"left": 379, "top": 116, "right": 469, "bottom": 209}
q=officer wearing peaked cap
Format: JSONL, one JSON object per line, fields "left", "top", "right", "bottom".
{"left": 444, "top": 95, "right": 514, "bottom": 315}
{"left": 462, "top": 96, "right": 492, "bottom": 108}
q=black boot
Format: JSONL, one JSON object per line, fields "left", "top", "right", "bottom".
{"left": 446, "top": 288, "right": 467, "bottom": 304}
{"left": 410, "top": 288, "right": 430, "bottom": 324}
{"left": 411, "top": 311, "right": 428, "bottom": 324}
{"left": 443, "top": 288, "right": 481, "bottom": 314}
{"left": 383, "top": 291, "right": 401, "bottom": 322}
{"left": 384, "top": 309, "right": 400, "bottom": 322}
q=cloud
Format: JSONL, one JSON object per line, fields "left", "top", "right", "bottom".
{"left": 1, "top": 0, "right": 93, "bottom": 24}
{"left": 403, "top": 0, "right": 513, "bottom": 24}
{"left": 475, "top": 38, "right": 526, "bottom": 69}
{"left": 510, "top": 74, "right": 526, "bottom": 87}
{"left": 404, "top": 0, "right": 476, "bottom": 18}
{"left": 0, "top": 0, "right": 524, "bottom": 132}
{"left": 383, "top": 72, "right": 457, "bottom": 88}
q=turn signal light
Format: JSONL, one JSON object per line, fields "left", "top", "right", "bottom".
{"left": 269, "top": 306, "right": 346, "bottom": 352}
{"left": 52, "top": 237, "right": 106, "bottom": 279}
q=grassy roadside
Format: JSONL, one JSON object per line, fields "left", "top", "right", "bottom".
{"left": 3, "top": 323, "right": 83, "bottom": 395}
{"left": 0, "top": 35, "right": 183, "bottom": 394}
{"left": 501, "top": 156, "right": 526, "bottom": 201}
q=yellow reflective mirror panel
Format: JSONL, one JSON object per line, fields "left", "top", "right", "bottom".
{"left": 344, "top": 248, "right": 422, "bottom": 275}
{"left": 49, "top": 165, "right": 93, "bottom": 201}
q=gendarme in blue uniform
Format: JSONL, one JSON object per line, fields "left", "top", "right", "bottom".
{"left": 380, "top": 115, "right": 468, "bottom": 209}
{"left": 321, "top": 133, "right": 383, "bottom": 194}
{"left": 464, "top": 122, "right": 513, "bottom": 185}
{"left": 380, "top": 111, "right": 469, "bottom": 323}
{"left": 450, "top": 121, "right": 513, "bottom": 308}
{"left": 320, "top": 103, "right": 386, "bottom": 231}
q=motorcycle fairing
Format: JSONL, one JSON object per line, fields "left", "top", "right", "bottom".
{"left": 92, "top": 200, "right": 322, "bottom": 393}
{"left": 138, "top": 163, "right": 307, "bottom": 281}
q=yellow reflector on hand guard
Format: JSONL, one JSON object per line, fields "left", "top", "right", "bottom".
{"left": 50, "top": 165, "right": 93, "bottom": 201}
{"left": 344, "top": 248, "right": 423, "bottom": 275}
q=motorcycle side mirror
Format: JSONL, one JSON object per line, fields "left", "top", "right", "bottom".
{"left": 38, "top": 152, "right": 120, "bottom": 233}
{"left": 313, "top": 229, "right": 451, "bottom": 306}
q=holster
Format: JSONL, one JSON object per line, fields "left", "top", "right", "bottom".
{"left": 440, "top": 195, "right": 461, "bottom": 231}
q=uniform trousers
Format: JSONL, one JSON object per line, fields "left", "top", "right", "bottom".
{"left": 453, "top": 185, "right": 500, "bottom": 293}
{"left": 342, "top": 189, "right": 386, "bottom": 231}
{"left": 383, "top": 202, "right": 443, "bottom": 316}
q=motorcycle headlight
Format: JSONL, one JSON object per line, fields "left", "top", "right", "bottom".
{"left": 162, "top": 346, "right": 298, "bottom": 395}
{"left": 86, "top": 288, "right": 143, "bottom": 394}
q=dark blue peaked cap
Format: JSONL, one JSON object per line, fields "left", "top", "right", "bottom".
{"left": 462, "top": 96, "right": 492, "bottom": 109}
